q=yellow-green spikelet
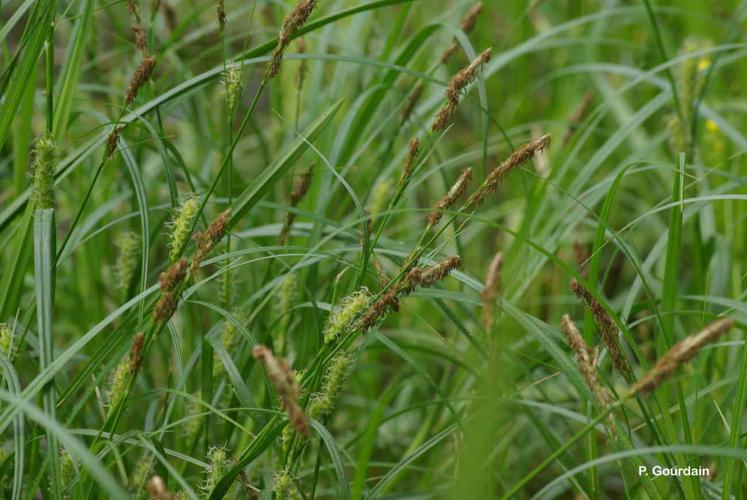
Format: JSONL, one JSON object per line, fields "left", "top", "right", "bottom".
{"left": 323, "top": 289, "right": 371, "bottom": 344}
{"left": 168, "top": 196, "right": 199, "bottom": 263}
{"left": 307, "top": 352, "right": 354, "bottom": 419}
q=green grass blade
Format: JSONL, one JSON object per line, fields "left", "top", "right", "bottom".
{"left": 32, "top": 208, "right": 61, "bottom": 496}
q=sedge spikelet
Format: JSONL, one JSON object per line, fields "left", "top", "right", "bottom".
{"left": 440, "top": 2, "right": 483, "bottom": 64}
{"left": 191, "top": 209, "right": 231, "bottom": 273}
{"left": 107, "top": 333, "right": 145, "bottom": 414}
{"left": 561, "top": 315, "right": 611, "bottom": 407}
{"left": 168, "top": 195, "right": 199, "bottom": 263}
{"left": 274, "top": 274, "right": 297, "bottom": 355}
{"left": 60, "top": 448, "right": 78, "bottom": 487}
{"left": 115, "top": 231, "right": 140, "bottom": 293}
{"left": 401, "top": 83, "right": 424, "bottom": 125}
{"left": 481, "top": 251, "right": 503, "bottom": 329}
{"left": 216, "top": 0, "right": 226, "bottom": 33}
{"left": 252, "top": 345, "right": 309, "bottom": 436}
{"left": 0, "top": 323, "right": 14, "bottom": 359}
{"left": 273, "top": 469, "right": 301, "bottom": 500}
{"left": 431, "top": 48, "right": 491, "bottom": 132}
{"left": 631, "top": 318, "right": 734, "bottom": 396}
{"left": 307, "top": 352, "right": 354, "bottom": 419}
{"left": 32, "top": 137, "right": 56, "bottom": 209}
{"left": 125, "top": 55, "right": 157, "bottom": 106}
{"left": 107, "top": 359, "right": 129, "bottom": 413}
{"left": 213, "top": 316, "right": 241, "bottom": 379}
{"left": 570, "top": 279, "right": 633, "bottom": 381}
{"left": 105, "top": 126, "right": 122, "bottom": 159}
{"left": 201, "top": 446, "right": 232, "bottom": 495}
{"left": 128, "top": 453, "right": 153, "bottom": 493}
{"left": 279, "top": 165, "right": 313, "bottom": 245}
{"left": 466, "top": 134, "right": 551, "bottom": 209}
{"left": 427, "top": 167, "right": 472, "bottom": 226}
{"left": 368, "top": 179, "right": 393, "bottom": 220}
{"left": 268, "top": 0, "right": 318, "bottom": 78}
{"left": 153, "top": 259, "right": 188, "bottom": 321}
{"left": 323, "top": 289, "right": 371, "bottom": 344}
{"left": 126, "top": 0, "right": 147, "bottom": 54}
{"left": 397, "top": 137, "right": 421, "bottom": 190}
{"left": 223, "top": 64, "right": 242, "bottom": 110}
{"left": 358, "top": 256, "right": 461, "bottom": 333}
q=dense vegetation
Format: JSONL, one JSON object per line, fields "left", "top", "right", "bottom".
{"left": 1, "top": 0, "right": 746, "bottom": 497}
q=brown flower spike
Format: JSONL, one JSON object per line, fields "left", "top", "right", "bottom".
{"left": 253, "top": 345, "right": 310, "bottom": 436}
{"left": 631, "top": 318, "right": 734, "bottom": 395}
{"left": 431, "top": 48, "right": 492, "bottom": 132}
{"left": 401, "top": 83, "right": 425, "bottom": 125}
{"left": 440, "top": 2, "right": 484, "bottom": 64}
{"left": 481, "top": 251, "right": 503, "bottom": 329}
{"left": 279, "top": 166, "right": 314, "bottom": 245}
{"left": 561, "top": 315, "right": 610, "bottom": 407}
{"left": 125, "top": 56, "right": 157, "bottom": 106}
{"left": 268, "top": 0, "right": 318, "bottom": 78}
{"left": 569, "top": 279, "right": 633, "bottom": 381}
{"left": 397, "top": 137, "right": 421, "bottom": 190}
{"left": 358, "top": 256, "right": 461, "bottom": 332}
{"left": 466, "top": 134, "right": 551, "bottom": 209}
{"left": 427, "top": 168, "right": 473, "bottom": 226}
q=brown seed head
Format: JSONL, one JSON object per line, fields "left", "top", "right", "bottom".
{"left": 466, "top": 134, "right": 551, "bottom": 208}
{"left": 440, "top": 3, "right": 484, "bottom": 64}
{"left": 569, "top": 279, "right": 633, "bottom": 381}
{"left": 159, "top": 259, "right": 189, "bottom": 292}
{"left": 428, "top": 168, "right": 473, "bottom": 226}
{"left": 431, "top": 48, "right": 491, "bottom": 132}
{"left": 125, "top": 56, "right": 157, "bottom": 106}
{"left": 105, "top": 127, "right": 122, "bottom": 159}
{"left": 268, "top": 0, "right": 318, "bottom": 78}
{"left": 561, "top": 315, "right": 612, "bottom": 408}
{"left": 252, "top": 345, "right": 310, "bottom": 435}
{"left": 216, "top": 0, "right": 226, "bottom": 33}
{"left": 397, "top": 137, "right": 421, "bottom": 189}
{"left": 359, "top": 256, "right": 459, "bottom": 333}
{"left": 481, "top": 251, "right": 503, "bottom": 328}
{"left": 401, "top": 83, "right": 425, "bottom": 125}
{"left": 573, "top": 239, "right": 590, "bottom": 279}
{"left": 280, "top": 166, "right": 313, "bottom": 245}
{"left": 461, "top": 3, "right": 483, "bottom": 33}
{"left": 631, "top": 318, "right": 734, "bottom": 395}
{"left": 126, "top": 0, "right": 147, "bottom": 54}
{"left": 153, "top": 294, "right": 177, "bottom": 322}
{"left": 161, "top": 1, "right": 177, "bottom": 32}
{"left": 420, "top": 256, "right": 461, "bottom": 286}
{"left": 192, "top": 209, "right": 231, "bottom": 271}
{"left": 128, "top": 332, "right": 145, "bottom": 376}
